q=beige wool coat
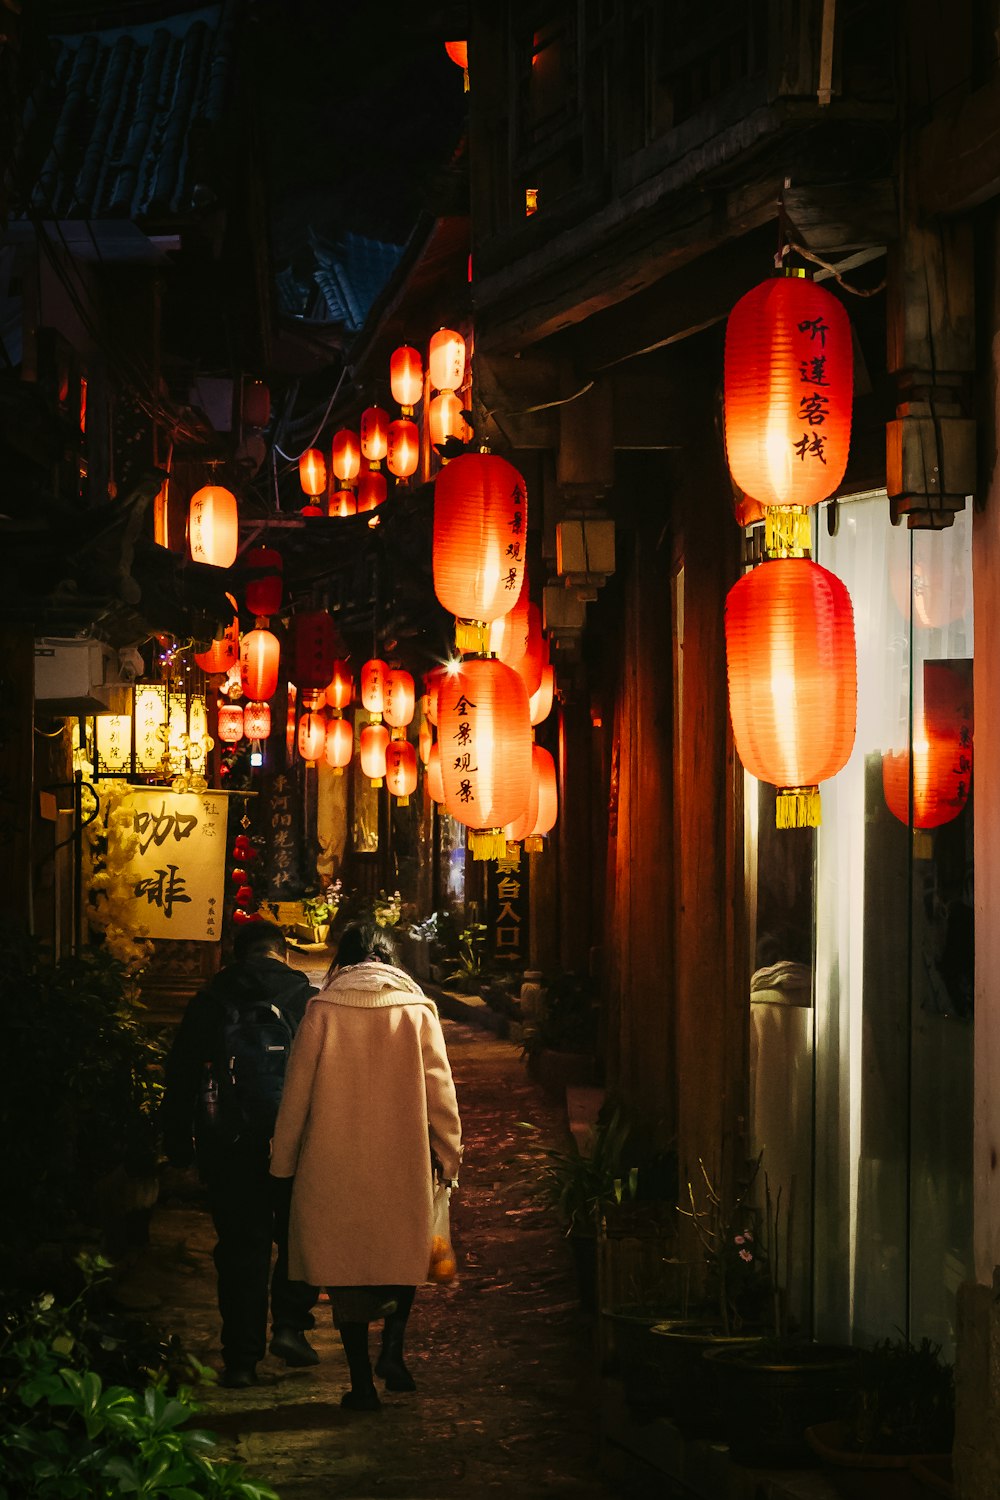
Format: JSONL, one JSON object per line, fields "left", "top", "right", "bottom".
{"left": 270, "top": 961, "right": 463, "bottom": 1287}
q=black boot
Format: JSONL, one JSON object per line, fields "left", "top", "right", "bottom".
{"left": 338, "top": 1321, "right": 380, "bottom": 1411}
{"left": 374, "top": 1290, "right": 416, "bottom": 1392}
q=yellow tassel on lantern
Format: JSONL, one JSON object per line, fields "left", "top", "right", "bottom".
{"left": 776, "top": 787, "right": 822, "bottom": 829}
{"left": 469, "top": 828, "right": 509, "bottom": 861}
{"left": 455, "top": 618, "right": 490, "bottom": 655}
{"left": 396, "top": 795, "right": 410, "bottom": 806}
{"left": 370, "top": 777, "right": 384, "bottom": 788}
{"left": 765, "top": 507, "right": 811, "bottom": 557}
{"left": 524, "top": 836, "right": 544, "bottom": 853}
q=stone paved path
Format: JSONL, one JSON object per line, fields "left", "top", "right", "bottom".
{"left": 121, "top": 1018, "right": 634, "bottom": 1499}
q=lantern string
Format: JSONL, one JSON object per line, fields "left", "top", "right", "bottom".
{"left": 786, "top": 239, "right": 887, "bottom": 298}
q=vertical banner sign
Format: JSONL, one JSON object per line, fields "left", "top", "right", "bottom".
{"left": 120, "top": 789, "right": 228, "bottom": 940}
{"left": 264, "top": 769, "right": 303, "bottom": 896}
{"left": 488, "top": 848, "right": 529, "bottom": 964}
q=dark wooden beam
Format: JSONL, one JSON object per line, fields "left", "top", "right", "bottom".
{"left": 917, "top": 69, "right": 1000, "bottom": 217}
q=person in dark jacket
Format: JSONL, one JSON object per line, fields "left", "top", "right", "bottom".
{"left": 161, "top": 920, "right": 319, "bottom": 1388}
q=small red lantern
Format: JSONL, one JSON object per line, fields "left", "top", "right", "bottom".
{"left": 325, "top": 660, "right": 354, "bottom": 712}
{"left": 515, "top": 602, "right": 545, "bottom": 698}
{"left": 444, "top": 40, "right": 468, "bottom": 69}
{"left": 357, "top": 470, "right": 387, "bottom": 512}
{"left": 293, "top": 610, "right": 336, "bottom": 691}
{"left": 298, "top": 710, "right": 326, "bottom": 765}
{"left": 725, "top": 557, "right": 857, "bottom": 828}
{"left": 331, "top": 489, "right": 357, "bottom": 517}
{"left": 244, "top": 545, "right": 283, "bottom": 619}
{"left": 240, "top": 628, "right": 280, "bottom": 701}
{"left": 332, "top": 429, "right": 361, "bottom": 482}
{"left": 439, "top": 657, "right": 532, "bottom": 859}
{"left": 529, "top": 662, "right": 555, "bottom": 726}
{"left": 386, "top": 739, "right": 418, "bottom": 803}
{"left": 424, "top": 667, "right": 448, "bottom": 727}
{"left": 360, "top": 406, "right": 389, "bottom": 464}
{"left": 418, "top": 714, "right": 433, "bottom": 766}
{"left": 217, "top": 704, "right": 244, "bottom": 744}
{"left": 243, "top": 701, "right": 271, "bottom": 740}
{"left": 360, "top": 721, "right": 390, "bottom": 784}
{"left": 384, "top": 668, "right": 415, "bottom": 729}
{"left": 242, "top": 379, "right": 271, "bottom": 429}
{"left": 390, "top": 345, "right": 423, "bottom": 412}
{"left": 429, "top": 328, "right": 466, "bottom": 393}
{"left": 527, "top": 744, "right": 558, "bottom": 845}
{"left": 325, "top": 715, "right": 354, "bottom": 773}
{"left": 361, "top": 658, "right": 388, "bottom": 715}
{"left": 428, "top": 391, "right": 470, "bottom": 449}
{"left": 299, "top": 448, "right": 327, "bottom": 499}
{"left": 433, "top": 451, "right": 528, "bottom": 629}
{"left": 427, "top": 742, "right": 445, "bottom": 804}
{"left": 387, "top": 418, "right": 419, "bottom": 478}
{"left": 882, "top": 664, "right": 972, "bottom": 830}
{"left": 189, "top": 484, "right": 239, "bottom": 568}
{"left": 194, "top": 595, "right": 240, "bottom": 674}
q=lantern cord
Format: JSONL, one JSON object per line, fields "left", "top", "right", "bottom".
{"left": 273, "top": 365, "right": 351, "bottom": 464}
{"left": 785, "top": 240, "right": 887, "bottom": 298}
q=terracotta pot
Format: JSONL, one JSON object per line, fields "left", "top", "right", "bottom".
{"left": 806, "top": 1420, "right": 947, "bottom": 1500}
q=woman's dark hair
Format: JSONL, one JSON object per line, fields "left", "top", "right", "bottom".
{"left": 334, "top": 920, "right": 399, "bottom": 970}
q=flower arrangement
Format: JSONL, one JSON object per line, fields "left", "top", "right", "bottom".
{"left": 82, "top": 780, "right": 154, "bottom": 977}
{"left": 679, "top": 1150, "right": 773, "bottom": 1335}
{"left": 302, "top": 879, "right": 342, "bottom": 927}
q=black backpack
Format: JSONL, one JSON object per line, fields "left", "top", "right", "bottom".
{"left": 197, "top": 997, "right": 296, "bottom": 1149}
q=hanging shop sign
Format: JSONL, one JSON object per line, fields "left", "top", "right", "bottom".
{"left": 487, "top": 848, "right": 529, "bottom": 964}
{"left": 117, "top": 788, "right": 228, "bottom": 941}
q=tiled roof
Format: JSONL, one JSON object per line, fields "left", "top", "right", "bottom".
{"left": 310, "top": 230, "right": 404, "bottom": 332}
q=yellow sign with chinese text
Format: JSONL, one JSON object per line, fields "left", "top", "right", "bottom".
{"left": 119, "top": 789, "right": 228, "bottom": 941}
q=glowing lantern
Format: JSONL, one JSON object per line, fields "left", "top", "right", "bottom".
{"left": 243, "top": 701, "right": 271, "bottom": 740}
{"left": 189, "top": 484, "right": 239, "bottom": 568}
{"left": 240, "top": 627, "right": 280, "bottom": 700}
{"left": 428, "top": 391, "right": 471, "bottom": 449}
{"left": 882, "top": 664, "right": 972, "bottom": 829}
{"left": 360, "top": 406, "right": 389, "bottom": 464}
{"left": 325, "top": 660, "right": 353, "bottom": 712}
{"left": 299, "top": 448, "right": 327, "bottom": 499}
{"left": 217, "top": 704, "right": 244, "bottom": 744}
{"left": 386, "top": 739, "right": 418, "bottom": 803}
{"left": 390, "top": 345, "right": 423, "bottom": 412}
{"left": 242, "top": 380, "right": 271, "bottom": 428}
{"left": 427, "top": 742, "right": 445, "bottom": 803}
{"left": 332, "top": 429, "right": 361, "bottom": 482}
{"left": 244, "top": 546, "right": 283, "bottom": 618}
{"left": 387, "top": 418, "right": 419, "bottom": 478}
{"left": 445, "top": 40, "right": 468, "bottom": 68}
{"left": 361, "top": 721, "right": 390, "bottom": 784}
{"left": 331, "top": 489, "right": 357, "bottom": 517}
{"left": 508, "top": 744, "right": 559, "bottom": 847}
{"left": 418, "top": 714, "right": 433, "bottom": 766}
{"left": 194, "top": 595, "right": 240, "bottom": 674}
{"left": 424, "top": 667, "right": 448, "bottom": 726}
{"left": 358, "top": 471, "right": 387, "bottom": 512}
{"left": 515, "top": 602, "right": 545, "bottom": 698}
{"left": 384, "top": 668, "right": 415, "bottom": 729}
{"left": 297, "top": 710, "right": 326, "bottom": 766}
{"left": 433, "top": 452, "right": 528, "bottom": 641}
{"left": 725, "top": 557, "right": 857, "bottom": 829}
{"left": 890, "top": 545, "right": 969, "bottom": 631}
{"left": 325, "top": 715, "right": 354, "bottom": 772}
{"left": 489, "top": 578, "right": 531, "bottom": 664}
{"left": 361, "top": 658, "right": 388, "bottom": 715}
{"left": 724, "top": 270, "right": 852, "bottom": 552}
{"left": 293, "top": 610, "right": 336, "bottom": 690}
{"left": 439, "top": 657, "right": 532, "bottom": 859}
{"left": 530, "top": 662, "right": 555, "bottom": 726}
{"left": 429, "top": 328, "right": 466, "bottom": 392}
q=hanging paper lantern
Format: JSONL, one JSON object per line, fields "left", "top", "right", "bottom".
{"left": 529, "top": 662, "right": 555, "bottom": 726}
{"left": 526, "top": 744, "right": 558, "bottom": 847}
{"left": 882, "top": 664, "right": 972, "bottom": 829}
{"left": 360, "top": 406, "right": 389, "bottom": 464}
{"left": 242, "top": 379, "right": 271, "bottom": 428}
{"left": 418, "top": 713, "right": 434, "bottom": 766}
{"left": 331, "top": 489, "right": 357, "bottom": 517}
{"left": 299, "top": 448, "right": 327, "bottom": 499}
{"left": 428, "top": 391, "right": 471, "bottom": 449}
{"left": 439, "top": 657, "right": 532, "bottom": 859}
{"left": 189, "top": 484, "right": 239, "bottom": 568}
{"left": 724, "top": 271, "right": 852, "bottom": 549}
{"left": 361, "top": 657, "right": 388, "bottom": 715}
{"left": 387, "top": 418, "right": 419, "bottom": 478}
{"left": 514, "top": 602, "right": 545, "bottom": 698}
{"left": 217, "top": 704, "right": 244, "bottom": 744}
{"left": 488, "top": 576, "right": 531, "bottom": 664}
{"left": 384, "top": 668, "right": 415, "bottom": 729}
{"left": 424, "top": 666, "right": 449, "bottom": 726}
{"left": 293, "top": 610, "right": 336, "bottom": 691}
{"left": 505, "top": 752, "right": 539, "bottom": 844}
{"left": 434, "top": 452, "right": 528, "bottom": 638}
{"left": 427, "top": 742, "right": 445, "bottom": 804}
{"left": 390, "top": 345, "right": 423, "bottom": 412}
{"left": 890, "top": 545, "right": 969, "bottom": 631}
{"left": 360, "top": 721, "right": 390, "bottom": 784}
{"left": 725, "top": 557, "right": 857, "bottom": 829}
{"left": 240, "top": 627, "right": 280, "bottom": 700}
{"left": 332, "top": 429, "right": 361, "bottom": 482}
{"left": 297, "top": 710, "right": 326, "bottom": 765}
{"left": 194, "top": 595, "right": 240, "bottom": 674}
{"left": 386, "top": 739, "right": 418, "bottom": 803}
{"left": 325, "top": 659, "right": 353, "bottom": 712}
{"left": 325, "top": 715, "right": 354, "bottom": 773}
{"left": 444, "top": 40, "right": 468, "bottom": 68}
{"left": 244, "top": 546, "right": 283, "bottom": 618}
{"left": 243, "top": 701, "right": 271, "bottom": 740}
{"left": 429, "top": 328, "right": 466, "bottom": 392}
{"left": 357, "top": 470, "right": 387, "bottom": 512}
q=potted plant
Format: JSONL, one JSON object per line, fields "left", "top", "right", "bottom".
{"left": 296, "top": 880, "right": 341, "bottom": 944}
{"left": 805, "top": 1337, "right": 955, "bottom": 1498}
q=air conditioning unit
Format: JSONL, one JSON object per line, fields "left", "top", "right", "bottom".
{"left": 34, "top": 638, "right": 125, "bottom": 714}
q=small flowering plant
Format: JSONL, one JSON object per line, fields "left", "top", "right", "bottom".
{"left": 679, "top": 1150, "right": 773, "bottom": 1335}
{"left": 302, "top": 879, "right": 342, "bottom": 926}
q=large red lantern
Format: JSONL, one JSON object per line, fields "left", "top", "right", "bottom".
{"left": 325, "top": 660, "right": 353, "bottom": 712}
{"left": 194, "top": 595, "right": 240, "bottom": 674}
{"left": 243, "top": 701, "right": 271, "bottom": 740}
{"left": 438, "top": 657, "right": 532, "bottom": 859}
{"left": 724, "top": 271, "right": 852, "bottom": 548}
{"left": 293, "top": 610, "right": 336, "bottom": 691}
{"left": 360, "top": 406, "right": 389, "bottom": 464}
{"left": 384, "top": 668, "right": 415, "bottom": 729}
{"left": 428, "top": 391, "right": 471, "bottom": 449}
{"left": 297, "top": 710, "right": 326, "bottom": 766}
{"left": 360, "top": 721, "right": 390, "bottom": 784}
{"left": 240, "top": 627, "right": 280, "bottom": 701}
{"left": 429, "top": 328, "right": 466, "bottom": 392}
{"left": 386, "top": 739, "right": 418, "bottom": 803}
{"left": 189, "top": 484, "right": 239, "bottom": 568}
{"left": 390, "top": 345, "right": 423, "bottom": 412}
{"left": 357, "top": 470, "right": 387, "bottom": 512}
{"left": 217, "top": 704, "right": 244, "bottom": 744}
{"left": 361, "top": 658, "right": 388, "bottom": 715}
{"left": 882, "top": 664, "right": 972, "bottom": 830}
{"left": 426, "top": 742, "right": 445, "bottom": 804}
{"left": 433, "top": 452, "right": 528, "bottom": 637}
{"left": 244, "top": 546, "right": 283, "bottom": 618}
{"left": 725, "top": 557, "right": 857, "bottom": 828}
{"left": 332, "top": 429, "right": 361, "bottom": 482}
{"left": 299, "top": 448, "right": 327, "bottom": 499}
{"left": 387, "top": 418, "right": 419, "bottom": 478}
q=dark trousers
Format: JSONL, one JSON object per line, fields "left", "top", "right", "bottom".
{"left": 205, "top": 1150, "right": 316, "bottom": 1368}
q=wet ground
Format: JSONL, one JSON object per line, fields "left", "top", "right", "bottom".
{"left": 119, "top": 1015, "right": 638, "bottom": 1499}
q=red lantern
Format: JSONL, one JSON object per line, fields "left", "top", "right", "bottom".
{"left": 299, "top": 448, "right": 327, "bottom": 498}
{"left": 331, "top": 489, "right": 357, "bottom": 517}
{"left": 882, "top": 664, "right": 972, "bottom": 829}
{"left": 243, "top": 701, "right": 271, "bottom": 740}
{"left": 515, "top": 602, "right": 544, "bottom": 698}
{"left": 360, "top": 721, "right": 390, "bottom": 784}
{"left": 232, "top": 907, "right": 254, "bottom": 925}
{"left": 242, "top": 379, "right": 271, "bottom": 428}
{"left": 434, "top": 452, "right": 528, "bottom": 628}
{"left": 444, "top": 40, "right": 468, "bottom": 69}
{"left": 387, "top": 418, "right": 419, "bottom": 478}
{"left": 488, "top": 577, "right": 531, "bottom": 664}
{"left": 384, "top": 668, "right": 415, "bottom": 729}
{"left": 194, "top": 595, "right": 240, "bottom": 674}
{"left": 332, "top": 429, "right": 361, "bottom": 482}
{"left": 244, "top": 546, "right": 283, "bottom": 618}
{"left": 418, "top": 714, "right": 433, "bottom": 766}
{"left": 429, "top": 328, "right": 466, "bottom": 392}
{"left": 724, "top": 271, "right": 852, "bottom": 523}
{"left": 528, "top": 744, "right": 558, "bottom": 843}
{"left": 439, "top": 657, "right": 532, "bottom": 859}
{"left": 428, "top": 391, "right": 470, "bottom": 449}
{"left": 427, "top": 742, "right": 445, "bottom": 803}
{"left": 293, "top": 610, "right": 336, "bottom": 691}
{"left": 357, "top": 471, "right": 387, "bottom": 512}
{"left": 361, "top": 658, "right": 388, "bottom": 715}
{"left": 217, "top": 704, "right": 244, "bottom": 744}
{"left": 298, "top": 710, "right": 326, "bottom": 765}
{"left": 390, "top": 345, "right": 423, "bottom": 412}
{"left": 189, "top": 484, "right": 239, "bottom": 568}
{"left": 725, "top": 557, "right": 857, "bottom": 828}
{"left": 386, "top": 739, "right": 418, "bottom": 803}
{"left": 325, "top": 715, "right": 354, "bottom": 773}
{"left": 240, "top": 628, "right": 280, "bottom": 700}
{"left": 529, "top": 662, "right": 555, "bottom": 726}
{"left": 325, "top": 660, "right": 353, "bottom": 711}
{"left": 360, "top": 406, "right": 389, "bottom": 464}
{"left": 424, "top": 666, "right": 449, "bottom": 726}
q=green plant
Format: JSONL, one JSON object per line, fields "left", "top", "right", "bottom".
{"left": 442, "top": 923, "right": 487, "bottom": 991}
{"left": 844, "top": 1337, "right": 954, "bottom": 1455}
{"left": 515, "top": 1104, "right": 636, "bottom": 1235}
{"left": 301, "top": 879, "right": 341, "bottom": 926}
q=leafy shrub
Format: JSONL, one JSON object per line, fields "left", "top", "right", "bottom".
{"left": 845, "top": 1337, "right": 955, "bottom": 1455}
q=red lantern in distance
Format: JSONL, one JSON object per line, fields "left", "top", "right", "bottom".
{"left": 242, "top": 379, "right": 271, "bottom": 428}
{"left": 189, "top": 484, "right": 239, "bottom": 568}
{"left": 332, "top": 429, "right": 361, "bottom": 483}
{"left": 428, "top": 391, "right": 470, "bottom": 449}
{"left": 194, "top": 595, "right": 240, "bottom": 674}
{"left": 445, "top": 40, "right": 468, "bottom": 69}
{"left": 361, "top": 658, "right": 388, "bottom": 715}
{"left": 387, "top": 418, "right": 419, "bottom": 478}
{"left": 297, "top": 711, "right": 326, "bottom": 766}
{"left": 390, "top": 345, "right": 423, "bottom": 413}
{"left": 331, "top": 489, "right": 357, "bottom": 517}
{"left": 240, "top": 628, "right": 280, "bottom": 701}
{"left": 299, "top": 448, "right": 327, "bottom": 499}
{"left": 357, "top": 471, "right": 387, "bottom": 512}
{"left": 429, "top": 328, "right": 466, "bottom": 392}
{"left": 882, "top": 663, "right": 972, "bottom": 830}
{"left": 293, "top": 610, "right": 336, "bottom": 691}
{"left": 386, "top": 739, "right": 418, "bottom": 803}
{"left": 434, "top": 452, "right": 528, "bottom": 625}
{"left": 438, "top": 657, "right": 532, "bottom": 859}
{"left": 244, "top": 546, "right": 283, "bottom": 618}
{"left": 325, "top": 715, "right": 353, "bottom": 772}
{"left": 360, "top": 722, "right": 390, "bottom": 784}
{"left": 384, "top": 668, "right": 415, "bottom": 729}
{"left": 243, "top": 701, "right": 271, "bottom": 740}
{"left": 325, "top": 659, "right": 353, "bottom": 712}
{"left": 530, "top": 662, "right": 555, "bottom": 726}
{"left": 217, "top": 704, "right": 244, "bottom": 744}
{"left": 427, "top": 742, "right": 445, "bottom": 804}
{"left": 360, "top": 406, "right": 389, "bottom": 465}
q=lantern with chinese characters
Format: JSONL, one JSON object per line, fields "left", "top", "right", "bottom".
{"left": 195, "top": 595, "right": 240, "bottom": 674}
{"left": 882, "top": 664, "right": 972, "bottom": 830}
{"left": 297, "top": 710, "right": 326, "bottom": 766}
{"left": 244, "top": 546, "right": 283, "bottom": 619}
{"left": 428, "top": 391, "right": 471, "bottom": 449}
{"left": 439, "top": 657, "right": 532, "bottom": 859}
{"left": 429, "top": 328, "right": 466, "bottom": 392}
{"left": 725, "top": 557, "right": 857, "bottom": 828}
{"left": 724, "top": 270, "right": 852, "bottom": 553}
{"left": 325, "top": 715, "right": 354, "bottom": 774}
{"left": 240, "top": 627, "right": 280, "bottom": 700}
{"left": 360, "top": 406, "right": 389, "bottom": 465}
{"left": 384, "top": 668, "right": 415, "bottom": 729}
{"left": 217, "top": 704, "right": 244, "bottom": 744}
{"left": 386, "top": 739, "right": 418, "bottom": 803}
{"left": 293, "top": 610, "right": 336, "bottom": 691}
{"left": 299, "top": 448, "right": 327, "bottom": 499}
{"left": 243, "top": 701, "right": 271, "bottom": 740}
{"left": 390, "top": 345, "right": 423, "bottom": 413}
{"left": 529, "top": 662, "right": 555, "bottom": 726}
{"left": 434, "top": 452, "right": 528, "bottom": 648}
{"left": 427, "top": 742, "right": 445, "bottom": 803}
{"left": 360, "top": 721, "right": 390, "bottom": 785}
{"left": 189, "top": 484, "right": 239, "bottom": 568}
{"left": 332, "top": 429, "right": 361, "bottom": 483}
{"left": 357, "top": 470, "right": 387, "bottom": 512}
{"left": 331, "top": 489, "right": 357, "bottom": 518}
{"left": 387, "top": 418, "right": 419, "bottom": 478}
{"left": 325, "top": 659, "right": 353, "bottom": 712}
{"left": 361, "top": 658, "right": 388, "bottom": 716}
